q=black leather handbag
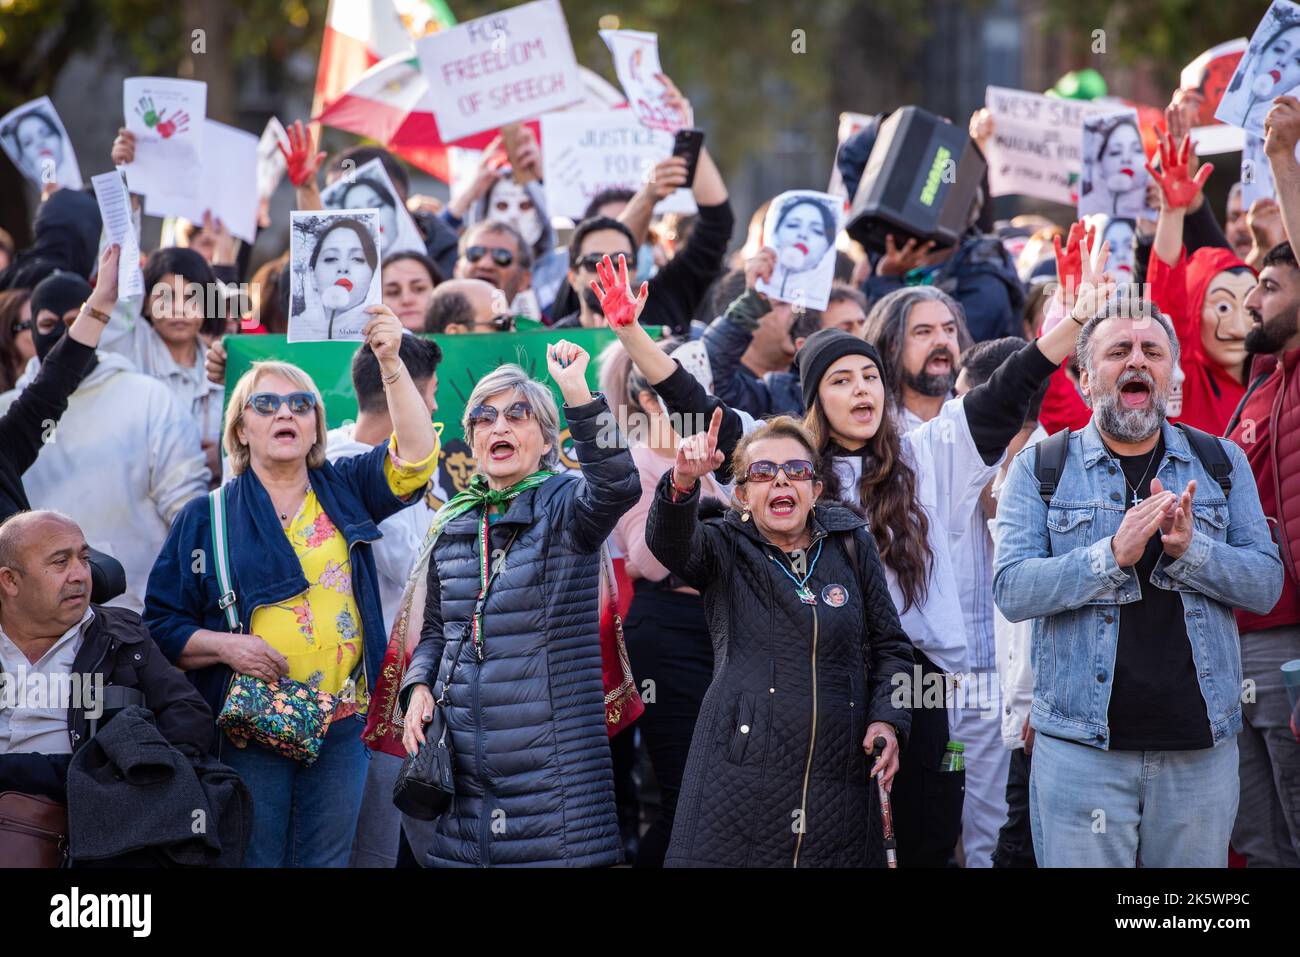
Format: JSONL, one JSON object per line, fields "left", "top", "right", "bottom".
{"left": 393, "top": 527, "right": 519, "bottom": 821}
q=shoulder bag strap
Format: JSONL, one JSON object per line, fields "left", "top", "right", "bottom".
{"left": 208, "top": 487, "right": 241, "bottom": 632}
{"left": 437, "top": 523, "right": 522, "bottom": 706}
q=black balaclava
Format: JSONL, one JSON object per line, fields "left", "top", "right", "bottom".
{"left": 30, "top": 270, "right": 92, "bottom": 361}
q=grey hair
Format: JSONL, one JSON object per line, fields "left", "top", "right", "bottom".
{"left": 462, "top": 363, "right": 561, "bottom": 472}
{"left": 867, "top": 285, "right": 974, "bottom": 400}
{"left": 1075, "top": 297, "right": 1180, "bottom": 379}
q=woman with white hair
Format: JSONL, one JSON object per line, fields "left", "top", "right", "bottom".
{"left": 143, "top": 304, "right": 439, "bottom": 867}
{"left": 398, "top": 340, "right": 641, "bottom": 867}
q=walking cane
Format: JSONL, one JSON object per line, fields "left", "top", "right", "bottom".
{"left": 870, "top": 735, "right": 898, "bottom": 868}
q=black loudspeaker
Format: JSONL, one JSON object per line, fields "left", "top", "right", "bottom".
{"left": 845, "top": 106, "right": 986, "bottom": 255}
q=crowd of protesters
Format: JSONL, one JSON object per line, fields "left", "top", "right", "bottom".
{"left": 4, "top": 59, "right": 1300, "bottom": 871}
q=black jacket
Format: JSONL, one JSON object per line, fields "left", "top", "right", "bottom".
{"left": 646, "top": 475, "right": 914, "bottom": 867}
{"left": 0, "top": 604, "right": 214, "bottom": 801}
{"left": 398, "top": 396, "right": 641, "bottom": 867}
{"left": 0, "top": 188, "right": 103, "bottom": 291}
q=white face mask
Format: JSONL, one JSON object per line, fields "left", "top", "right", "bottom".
{"left": 487, "top": 178, "right": 544, "bottom": 248}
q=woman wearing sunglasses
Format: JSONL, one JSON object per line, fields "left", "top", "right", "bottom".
{"left": 644, "top": 411, "right": 914, "bottom": 867}
{"left": 143, "top": 304, "right": 440, "bottom": 867}
{"left": 597, "top": 241, "right": 1092, "bottom": 865}
{"left": 0, "top": 288, "right": 34, "bottom": 393}
{"left": 396, "top": 339, "right": 641, "bottom": 867}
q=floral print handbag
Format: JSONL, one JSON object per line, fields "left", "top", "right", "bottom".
{"left": 208, "top": 487, "right": 358, "bottom": 765}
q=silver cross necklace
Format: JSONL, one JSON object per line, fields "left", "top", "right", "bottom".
{"left": 1117, "top": 447, "right": 1159, "bottom": 507}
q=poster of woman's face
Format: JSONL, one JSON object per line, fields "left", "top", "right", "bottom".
{"left": 1079, "top": 112, "right": 1154, "bottom": 221}
{"left": 320, "top": 157, "right": 425, "bottom": 257}
{"left": 288, "top": 210, "right": 382, "bottom": 343}
{"left": 755, "top": 190, "right": 842, "bottom": 311}
{"left": 0, "top": 96, "right": 82, "bottom": 190}
{"left": 1216, "top": 1, "right": 1300, "bottom": 137}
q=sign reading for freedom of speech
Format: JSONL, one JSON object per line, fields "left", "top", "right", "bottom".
{"left": 417, "top": 0, "right": 583, "bottom": 143}
{"left": 983, "top": 86, "right": 1113, "bottom": 206}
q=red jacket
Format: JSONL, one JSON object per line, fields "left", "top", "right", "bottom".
{"left": 1148, "top": 246, "right": 1251, "bottom": 436}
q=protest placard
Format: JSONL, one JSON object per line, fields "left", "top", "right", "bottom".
{"left": 144, "top": 120, "right": 259, "bottom": 243}
{"left": 1079, "top": 109, "right": 1155, "bottom": 220}
{"left": 256, "top": 116, "right": 289, "bottom": 201}
{"left": 416, "top": 0, "right": 582, "bottom": 143}
{"left": 599, "top": 29, "right": 689, "bottom": 132}
{"left": 90, "top": 169, "right": 145, "bottom": 300}
{"left": 0, "top": 96, "right": 82, "bottom": 190}
{"left": 983, "top": 86, "right": 1112, "bottom": 205}
{"left": 1216, "top": 0, "right": 1300, "bottom": 137}
{"left": 755, "top": 190, "right": 843, "bottom": 311}
{"left": 288, "top": 210, "right": 383, "bottom": 342}
{"left": 122, "top": 77, "right": 206, "bottom": 200}
{"left": 321, "top": 156, "right": 426, "bottom": 256}
{"left": 540, "top": 110, "right": 696, "bottom": 220}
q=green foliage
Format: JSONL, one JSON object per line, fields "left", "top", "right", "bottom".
{"left": 1039, "top": 0, "right": 1265, "bottom": 90}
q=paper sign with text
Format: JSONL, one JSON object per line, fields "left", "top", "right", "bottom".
{"left": 540, "top": 110, "right": 697, "bottom": 220}
{"left": 416, "top": 0, "right": 582, "bottom": 143}
{"left": 599, "top": 29, "right": 690, "bottom": 132}
{"left": 123, "top": 77, "right": 206, "bottom": 200}
{"left": 983, "top": 86, "right": 1112, "bottom": 205}
{"left": 91, "top": 169, "right": 145, "bottom": 301}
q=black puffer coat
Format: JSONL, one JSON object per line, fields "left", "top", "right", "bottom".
{"left": 400, "top": 396, "right": 640, "bottom": 867}
{"left": 646, "top": 473, "right": 914, "bottom": 867}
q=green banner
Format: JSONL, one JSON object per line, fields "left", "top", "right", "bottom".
{"left": 224, "top": 328, "right": 618, "bottom": 506}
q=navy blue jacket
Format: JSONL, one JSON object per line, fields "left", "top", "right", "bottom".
{"left": 702, "top": 314, "right": 804, "bottom": 418}
{"left": 143, "top": 441, "right": 419, "bottom": 724}
{"left": 863, "top": 233, "right": 1025, "bottom": 342}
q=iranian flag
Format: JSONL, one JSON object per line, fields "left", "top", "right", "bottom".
{"left": 312, "top": 0, "right": 456, "bottom": 119}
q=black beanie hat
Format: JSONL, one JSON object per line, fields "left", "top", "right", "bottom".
{"left": 30, "top": 270, "right": 92, "bottom": 361}
{"left": 797, "top": 328, "right": 885, "bottom": 413}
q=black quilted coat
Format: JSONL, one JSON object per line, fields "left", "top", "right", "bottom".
{"left": 646, "top": 473, "right": 914, "bottom": 867}
{"left": 399, "top": 396, "right": 640, "bottom": 867}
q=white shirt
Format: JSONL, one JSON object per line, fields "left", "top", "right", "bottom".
{"left": 0, "top": 608, "right": 94, "bottom": 755}
{"left": 833, "top": 396, "right": 996, "bottom": 676}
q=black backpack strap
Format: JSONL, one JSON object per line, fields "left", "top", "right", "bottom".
{"left": 1033, "top": 428, "right": 1071, "bottom": 503}
{"left": 1174, "top": 422, "right": 1233, "bottom": 495}
{"left": 840, "top": 528, "right": 859, "bottom": 582}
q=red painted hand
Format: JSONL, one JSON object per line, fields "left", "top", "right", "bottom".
{"left": 1052, "top": 220, "right": 1093, "bottom": 298}
{"left": 1146, "top": 127, "right": 1213, "bottom": 211}
{"left": 278, "top": 120, "right": 326, "bottom": 188}
{"left": 589, "top": 254, "right": 649, "bottom": 328}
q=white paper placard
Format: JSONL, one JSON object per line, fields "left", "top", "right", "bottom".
{"left": 755, "top": 190, "right": 843, "bottom": 312}
{"left": 288, "top": 209, "right": 383, "bottom": 342}
{"left": 540, "top": 110, "right": 696, "bottom": 220}
{"left": 123, "top": 77, "right": 206, "bottom": 200}
{"left": 0, "top": 96, "right": 83, "bottom": 190}
{"left": 416, "top": 0, "right": 582, "bottom": 143}
{"left": 143, "top": 120, "right": 259, "bottom": 243}
{"left": 599, "top": 29, "right": 690, "bottom": 132}
{"left": 321, "top": 156, "right": 426, "bottom": 256}
{"left": 983, "top": 86, "right": 1114, "bottom": 205}
{"left": 1078, "top": 109, "right": 1156, "bottom": 220}
{"left": 91, "top": 168, "right": 145, "bottom": 301}
{"left": 1215, "top": 1, "right": 1300, "bottom": 137}
{"left": 256, "top": 117, "right": 290, "bottom": 201}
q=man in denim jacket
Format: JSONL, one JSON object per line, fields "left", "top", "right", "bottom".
{"left": 993, "top": 296, "right": 1282, "bottom": 867}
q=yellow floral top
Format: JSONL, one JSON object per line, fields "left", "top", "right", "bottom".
{"left": 250, "top": 434, "right": 439, "bottom": 720}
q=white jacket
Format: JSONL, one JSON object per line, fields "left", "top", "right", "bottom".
{"left": 325, "top": 426, "right": 438, "bottom": 635}
{"left": 0, "top": 352, "right": 210, "bottom": 612}
{"left": 99, "top": 309, "right": 225, "bottom": 448}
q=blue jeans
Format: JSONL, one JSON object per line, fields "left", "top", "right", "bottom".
{"left": 1029, "top": 732, "right": 1238, "bottom": 867}
{"left": 222, "top": 714, "right": 368, "bottom": 867}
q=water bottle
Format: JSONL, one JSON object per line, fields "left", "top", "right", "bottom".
{"left": 940, "top": 740, "right": 965, "bottom": 772}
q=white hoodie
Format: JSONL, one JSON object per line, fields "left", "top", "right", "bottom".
{"left": 326, "top": 425, "right": 439, "bottom": 635}
{"left": 0, "top": 352, "right": 210, "bottom": 612}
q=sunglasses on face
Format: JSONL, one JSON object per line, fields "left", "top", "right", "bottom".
{"left": 468, "top": 400, "right": 534, "bottom": 430}
{"left": 245, "top": 391, "right": 318, "bottom": 416}
{"left": 11, "top": 319, "right": 31, "bottom": 335}
{"left": 575, "top": 252, "right": 636, "bottom": 273}
{"left": 472, "top": 314, "right": 516, "bottom": 332}
{"left": 737, "top": 459, "right": 817, "bottom": 484}
{"left": 465, "top": 246, "right": 515, "bottom": 268}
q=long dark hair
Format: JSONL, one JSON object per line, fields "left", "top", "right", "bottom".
{"left": 803, "top": 393, "right": 932, "bottom": 613}
{"left": 0, "top": 288, "right": 32, "bottom": 392}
